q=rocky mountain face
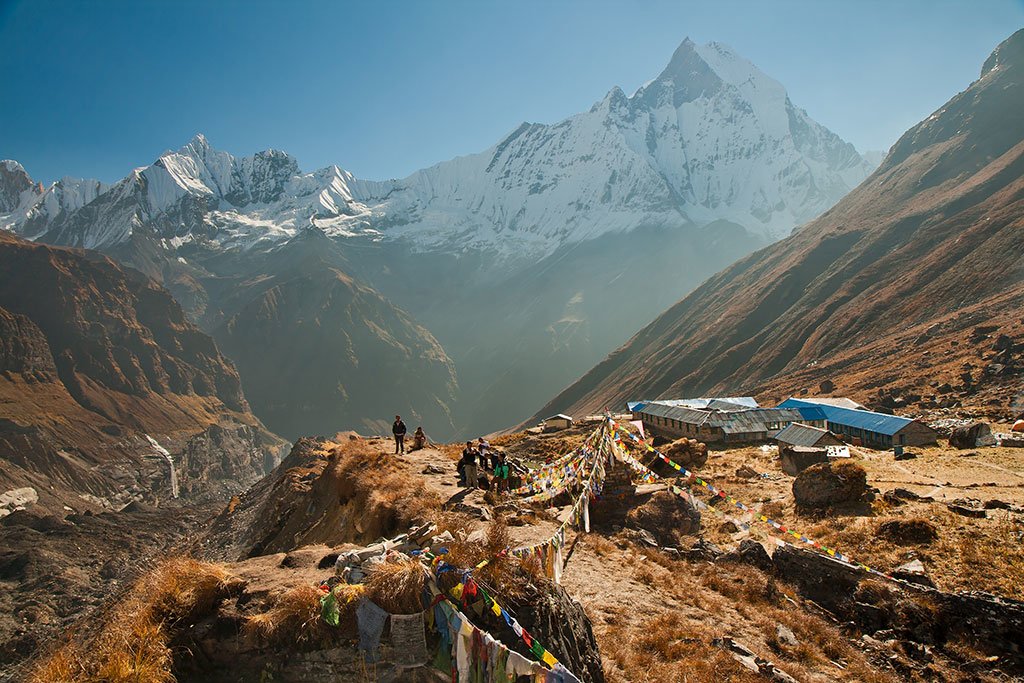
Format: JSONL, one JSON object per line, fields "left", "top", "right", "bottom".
{"left": 0, "top": 231, "right": 286, "bottom": 515}
{"left": 0, "top": 39, "right": 876, "bottom": 439}
{"left": 530, "top": 29, "right": 1024, "bottom": 422}
{"left": 210, "top": 230, "right": 460, "bottom": 440}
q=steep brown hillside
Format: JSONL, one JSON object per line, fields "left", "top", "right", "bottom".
{"left": 0, "top": 232, "right": 284, "bottom": 513}
{"left": 531, "top": 29, "right": 1024, "bottom": 422}
{"left": 211, "top": 230, "right": 459, "bottom": 440}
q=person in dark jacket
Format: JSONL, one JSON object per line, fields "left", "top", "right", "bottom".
{"left": 392, "top": 415, "right": 407, "bottom": 454}
{"left": 460, "top": 441, "right": 478, "bottom": 488}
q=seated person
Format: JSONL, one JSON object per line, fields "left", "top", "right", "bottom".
{"left": 412, "top": 426, "right": 426, "bottom": 450}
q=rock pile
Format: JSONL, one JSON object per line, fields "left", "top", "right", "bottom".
{"left": 660, "top": 437, "right": 708, "bottom": 469}
{"left": 792, "top": 461, "right": 868, "bottom": 509}
{"left": 625, "top": 490, "right": 701, "bottom": 547}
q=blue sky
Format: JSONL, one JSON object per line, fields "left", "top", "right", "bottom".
{"left": 2, "top": 0, "right": 1021, "bottom": 184}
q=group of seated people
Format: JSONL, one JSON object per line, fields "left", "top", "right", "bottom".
{"left": 457, "top": 437, "right": 511, "bottom": 491}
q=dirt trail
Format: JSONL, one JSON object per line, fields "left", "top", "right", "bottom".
{"left": 355, "top": 436, "right": 562, "bottom": 548}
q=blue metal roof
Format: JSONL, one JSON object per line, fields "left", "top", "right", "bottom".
{"left": 626, "top": 401, "right": 647, "bottom": 412}
{"left": 793, "top": 406, "right": 827, "bottom": 422}
{"left": 778, "top": 398, "right": 915, "bottom": 436}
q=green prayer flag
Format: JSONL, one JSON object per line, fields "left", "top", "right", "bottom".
{"left": 320, "top": 591, "right": 340, "bottom": 626}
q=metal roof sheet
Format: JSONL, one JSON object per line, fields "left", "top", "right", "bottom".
{"left": 793, "top": 406, "right": 828, "bottom": 422}
{"left": 706, "top": 408, "right": 808, "bottom": 431}
{"left": 777, "top": 398, "right": 918, "bottom": 436}
{"left": 705, "top": 399, "right": 755, "bottom": 412}
{"left": 774, "top": 422, "right": 837, "bottom": 447}
{"left": 636, "top": 403, "right": 711, "bottom": 425}
{"left": 720, "top": 422, "right": 769, "bottom": 435}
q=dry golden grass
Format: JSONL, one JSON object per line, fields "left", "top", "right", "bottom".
{"left": 27, "top": 558, "right": 232, "bottom": 683}
{"left": 801, "top": 508, "right": 1024, "bottom": 598}
{"left": 440, "top": 518, "right": 531, "bottom": 600}
{"left": 586, "top": 542, "right": 902, "bottom": 683}
{"left": 364, "top": 558, "right": 428, "bottom": 614}
{"left": 588, "top": 535, "right": 618, "bottom": 558}
{"left": 244, "top": 583, "right": 345, "bottom": 648}
{"left": 600, "top": 611, "right": 760, "bottom": 683}
{"left": 333, "top": 444, "right": 443, "bottom": 535}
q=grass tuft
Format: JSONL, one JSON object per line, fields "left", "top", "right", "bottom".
{"left": 27, "top": 557, "right": 231, "bottom": 683}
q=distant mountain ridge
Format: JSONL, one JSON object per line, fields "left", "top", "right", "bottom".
{"left": 529, "top": 29, "right": 1024, "bottom": 424}
{"left": 1, "top": 39, "right": 874, "bottom": 261}
{"left": 1, "top": 38, "right": 878, "bottom": 439}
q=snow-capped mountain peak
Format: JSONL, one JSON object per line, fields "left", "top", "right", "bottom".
{"left": 2, "top": 39, "right": 877, "bottom": 258}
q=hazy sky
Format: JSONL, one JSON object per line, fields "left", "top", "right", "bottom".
{"left": 2, "top": 0, "right": 1021, "bottom": 184}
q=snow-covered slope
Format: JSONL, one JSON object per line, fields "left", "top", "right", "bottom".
{"left": 333, "top": 39, "right": 874, "bottom": 256}
{"left": 3, "top": 39, "right": 874, "bottom": 261}
{"left": 1, "top": 135, "right": 377, "bottom": 250}
{"left": 0, "top": 161, "right": 111, "bottom": 240}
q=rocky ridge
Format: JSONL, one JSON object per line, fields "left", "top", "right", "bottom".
{"left": 0, "top": 231, "right": 285, "bottom": 515}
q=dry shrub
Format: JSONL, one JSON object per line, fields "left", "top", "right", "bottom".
{"left": 588, "top": 535, "right": 616, "bottom": 557}
{"left": 93, "top": 619, "right": 172, "bottom": 683}
{"left": 441, "top": 518, "right": 528, "bottom": 599}
{"left": 148, "top": 558, "right": 231, "bottom": 626}
{"left": 365, "top": 558, "right": 428, "bottom": 614}
{"left": 27, "top": 558, "right": 231, "bottom": 683}
{"left": 334, "top": 446, "right": 443, "bottom": 533}
{"left": 876, "top": 517, "right": 939, "bottom": 545}
{"left": 27, "top": 646, "right": 80, "bottom": 683}
{"left": 759, "top": 500, "right": 787, "bottom": 520}
{"left": 245, "top": 584, "right": 339, "bottom": 648}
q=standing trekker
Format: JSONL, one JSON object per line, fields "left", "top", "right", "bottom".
{"left": 412, "top": 426, "right": 426, "bottom": 451}
{"left": 476, "top": 437, "right": 492, "bottom": 470}
{"left": 392, "top": 415, "right": 407, "bottom": 454}
{"left": 461, "top": 440, "right": 478, "bottom": 489}
{"left": 494, "top": 452, "right": 510, "bottom": 493}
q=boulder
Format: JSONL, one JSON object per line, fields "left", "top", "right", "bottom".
{"left": 625, "top": 491, "right": 701, "bottom": 547}
{"left": 882, "top": 488, "right": 930, "bottom": 506}
{"left": 735, "top": 465, "right": 759, "bottom": 479}
{"left": 893, "top": 559, "right": 936, "bottom": 588}
{"left": 506, "top": 583, "right": 605, "bottom": 683}
{"left": 775, "top": 625, "right": 798, "bottom": 647}
{"left": 685, "top": 538, "right": 723, "bottom": 562}
{"left": 719, "top": 539, "right": 774, "bottom": 573}
{"left": 949, "top": 422, "right": 996, "bottom": 449}
{"left": 792, "top": 461, "right": 868, "bottom": 509}
{"left": 947, "top": 503, "right": 987, "bottom": 518}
